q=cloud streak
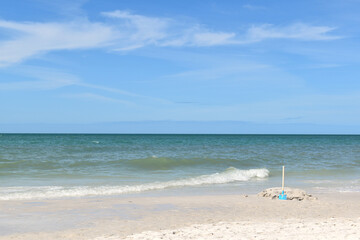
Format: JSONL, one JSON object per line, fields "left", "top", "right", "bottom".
{"left": 246, "top": 23, "right": 341, "bottom": 41}
{"left": 63, "top": 92, "right": 134, "bottom": 106}
{"left": 0, "top": 66, "right": 172, "bottom": 104}
{"left": 0, "top": 67, "right": 79, "bottom": 90}
{"left": 0, "top": 10, "right": 342, "bottom": 66}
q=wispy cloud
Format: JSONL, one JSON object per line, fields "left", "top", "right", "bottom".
{"left": 304, "top": 63, "right": 343, "bottom": 69}
{"left": 0, "top": 67, "right": 79, "bottom": 90}
{"left": 36, "top": 0, "right": 88, "bottom": 18}
{"left": 102, "top": 10, "right": 169, "bottom": 50}
{"left": 0, "top": 66, "right": 172, "bottom": 104}
{"left": 0, "top": 79, "right": 73, "bottom": 90}
{"left": 164, "top": 63, "right": 269, "bottom": 80}
{"left": 246, "top": 23, "right": 342, "bottom": 41}
{"left": 104, "top": 10, "right": 341, "bottom": 47}
{"left": 158, "top": 92, "right": 360, "bottom": 124}
{"left": 160, "top": 27, "right": 237, "bottom": 47}
{"left": 78, "top": 82, "right": 172, "bottom": 104}
{"left": 63, "top": 92, "right": 134, "bottom": 106}
{"left": 102, "top": 10, "right": 238, "bottom": 48}
{"left": 243, "top": 4, "right": 266, "bottom": 10}
{"left": 0, "top": 19, "right": 115, "bottom": 66}
{"left": 0, "top": 10, "right": 342, "bottom": 66}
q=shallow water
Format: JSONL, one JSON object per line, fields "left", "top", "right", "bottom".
{"left": 0, "top": 134, "right": 359, "bottom": 199}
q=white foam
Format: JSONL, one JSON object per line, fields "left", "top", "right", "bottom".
{"left": 0, "top": 167, "right": 269, "bottom": 200}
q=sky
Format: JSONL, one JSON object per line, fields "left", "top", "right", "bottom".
{"left": 1, "top": 0, "right": 360, "bottom": 133}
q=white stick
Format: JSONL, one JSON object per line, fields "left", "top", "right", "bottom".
{"left": 282, "top": 165, "right": 285, "bottom": 191}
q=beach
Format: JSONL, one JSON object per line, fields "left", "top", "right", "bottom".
{"left": 2, "top": 0, "right": 360, "bottom": 238}
{"left": 1, "top": 134, "right": 360, "bottom": 239}
{"left": 1, "top": 192, "right": 359, "bottom": 239}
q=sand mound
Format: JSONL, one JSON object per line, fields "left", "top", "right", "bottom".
{"left": 257, "top": 187, "right": 317, "bottom": 201}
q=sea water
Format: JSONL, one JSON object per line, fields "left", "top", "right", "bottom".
{"left": 0, "top": 134, "right": 359, "bottom": 200}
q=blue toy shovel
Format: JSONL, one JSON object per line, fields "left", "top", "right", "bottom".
{"left": 279, "top": 165, "right": 287, "bottom": 200}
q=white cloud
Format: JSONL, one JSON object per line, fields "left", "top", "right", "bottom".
{"left": 0, "top": 10, "right": 342, "bottom": 66}
{"left": 102, "top": 10, "right": 169, "bottom": 43}
{"left": 101, "top": 10, "right": 238, "bottom": 47}
{"left": 160, "top": 26, "right": 237, "bottom": 47}
{"left": 0, "top": 20, "right": 115, "bottom": 66}
{"left": 102, "top": 11, "right": 341, "bottom": 47}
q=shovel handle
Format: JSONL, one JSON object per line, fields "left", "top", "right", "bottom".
{"left": 282, "top": 166, "right": 285, "bottom": 191}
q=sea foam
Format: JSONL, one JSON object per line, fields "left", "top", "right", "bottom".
{"left": 0, "top": 167, "right": 269, "bottom": 200}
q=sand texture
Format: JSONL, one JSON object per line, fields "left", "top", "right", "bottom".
{"left": 102, "top": 219, "right": 359, "bottom": 240}
{"left": 0, "top": 191, "right": 359, "bottom": 240}
{"left": 258, "top": 187, "right": 318, "bottom": 200}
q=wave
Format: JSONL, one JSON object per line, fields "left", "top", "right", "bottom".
{"left": 127, "top": 156, "right": 241, "bottom": 170}
{"left": 0, "top": 167, "right": 269, "bottom": 200}
{"left": 0, "top": 157, "right": 250, "bottom": 171}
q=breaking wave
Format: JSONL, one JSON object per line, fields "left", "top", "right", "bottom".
{"left": 0, "top": 167, "right": 269, "bottom": 200}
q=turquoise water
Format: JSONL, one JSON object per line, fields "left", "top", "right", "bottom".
{"left": 0, "top": 134, "right": 359, "bottom": 199}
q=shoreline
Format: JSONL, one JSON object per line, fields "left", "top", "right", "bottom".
{"left": 1, "top": 191, "right": 359, "bottom": 239}
{"left": 2, "top": 172, "right": 359, "bottom": 201}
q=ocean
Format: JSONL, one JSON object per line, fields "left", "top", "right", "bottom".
{"left": 0, "top": 134, "right": 359, "bottom": 200}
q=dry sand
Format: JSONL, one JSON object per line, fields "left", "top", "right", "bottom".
{"left": 0, "top": 190, "right": 359, "bottom": 239}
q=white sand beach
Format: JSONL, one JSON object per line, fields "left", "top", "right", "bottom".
{"left": 1, "top": 191, "right": 359, "bottom": 240}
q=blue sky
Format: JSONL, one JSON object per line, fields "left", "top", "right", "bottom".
{"left": 1, "top": 0, "right": 360, "bottom": 133}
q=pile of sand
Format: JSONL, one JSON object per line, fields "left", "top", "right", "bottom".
{"left": 257, "top": 187, "right": 317, "bottom": 201}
